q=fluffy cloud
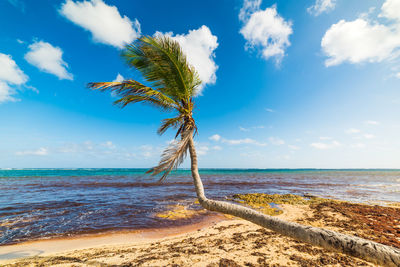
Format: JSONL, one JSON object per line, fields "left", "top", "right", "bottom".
{"left": 0, "top": 54, "right": 28, "bottom": 85}
{"left": 239, "top": 0, "right": 261, "bottom": 22}
{"left": 59, "top": 141, "right": 94, "bottom": 153}
{"left": 307, "top": 0, "right": 336, "bottom": 16}
{"left": 156, "top": 25, "right": 218, "bottom": 93}
{"left": 310, "top": 140, "right": 341, "bottom": 149}
{"left": 25, "top": 41, "right": 73, "bottom": 80}
{"left": 322, "top": 0, "right": 400, "bottom": 67}
{"left": 209, "top": 134, "right": 221, "bottom": 142}
{"left": 239, "top": 125, "right": 264, "bottom": 131}
{"left": 140, "top": 145, "right": 154, "bottom": 158}
{"left": 365, "top": 120, "right": 379, "bottom": 125}
{"left": 239, "top": 1, "right": 292, "bottom": 63}
{"left": 0, "top": 53, "right": 28, "bottom": 103}
{"left": 265, "top": 108, "right": 275, "bottom": 112}
{"left": 345, "top": 128, "right": 361, "bottom": 134}
{"left": 223, "top": 138, "right": 266, "bottom": 146}
{"left": 16, "top": 147, "right": 48, "bottom": 156}
{"left": 113, "top": 73, "right": 124, "bottom": 82}
{"left": 197, "top": 145, "right": 209, "bottom": 156}
{"left": 209, "top": 134, "right": 266, "bottom": 146}
{"left": 380, "top": 0, "right": 400, "bottom": 21}
{"left": 60, "top": 0, "right": 140, "bottom": 48}
{"left": 0, "top": 82, "right": 14, "bottom": 103}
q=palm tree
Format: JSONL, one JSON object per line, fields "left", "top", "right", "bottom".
{"left": 88, "top": 36, "right": 400, "bottom": 266}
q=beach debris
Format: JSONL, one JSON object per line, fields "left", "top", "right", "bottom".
{"left": 230, "top": 193, "right": 336, "bottom": 216}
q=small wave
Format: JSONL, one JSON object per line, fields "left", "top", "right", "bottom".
{"left": 355, "top": 183, "right": 399, "bottom": 188}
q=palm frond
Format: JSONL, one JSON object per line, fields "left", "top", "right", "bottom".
{"left": 146, "top": 129, "right": 192, "bottom": 181}
{"left": 88, "top": 80, "right": 179, "bottom": 111}
{"left": 157, "top": 116, "right": 184, "bottom": 135}
{"left": 122, "top": 36, "right": 202, "bottom": 101}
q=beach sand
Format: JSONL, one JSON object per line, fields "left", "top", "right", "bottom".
{"left": 1, "top": 196, "right": 399, "bottom": 266}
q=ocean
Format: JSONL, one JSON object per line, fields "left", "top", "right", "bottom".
{"left": 0, "top": 168, "right": 399, "bottom": 245}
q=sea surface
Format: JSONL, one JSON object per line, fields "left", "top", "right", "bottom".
{"left": 0, "top": 168, "right": 399, "bottom": 245}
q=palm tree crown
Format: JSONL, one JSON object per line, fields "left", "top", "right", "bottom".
{"left": 88, "top": 35, "right": 201, "bottom": 180}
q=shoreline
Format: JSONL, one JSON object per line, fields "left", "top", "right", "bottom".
{"left": 2, "top": 194, "right": 399, "bottom": 266}
{"left": 0, "top": 213, "right": 226, "bottom": 264}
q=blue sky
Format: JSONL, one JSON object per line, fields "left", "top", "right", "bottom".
{"left": 1, "top": 0, "right": 400, "bottom": 168}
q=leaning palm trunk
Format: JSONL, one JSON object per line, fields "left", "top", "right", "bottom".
{"left": 188, "top": 137, "right": 400, "bottom": 267}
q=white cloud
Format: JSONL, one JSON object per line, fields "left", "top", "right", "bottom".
{"left": 239, "top": 125, "right": 264, "bottom": 132}
{"left": 239, "top": 0, "right": 261, "bottom": 22}
{"left": 253, "top": 125, "right": 265, "bottom": 129}
{"left": 223, "top": 138, "right": 266, "bottom": 146}
{"left": 365, "top": 120, "right": 379, "bottom": 125}
{"left": 364, "top": 134, "right": 375, "bottom": 139}
{"left": 0, "top": 82, "right": 15, "bottom": 103}
{"left": 16, "top": 147, "right": 48, "bottom": 156}
{"left": 269, "top": 137, "right": 285, "bottom": 145}
{"left": 307, "top": 0, "right": 336, "bottom": 16}
{"left": 197, "top": 145, "right": 209, "bottom": 156}
{"left": 60, "top": 0, "right": 140, "bottom": 48}
{"left": 0, "top": 53, "right": 29, "bottom": 103}
{"left": 0, "top": 54, "right": 28, "bottom": 86}
{"left": 110, "top": 73, "right": 124, "bottom": 97}
{"left": 239, "top": 2, "right": 293, "bottom": 64}
{"left": 25, "top": 41, "right": 73, "bottom": 80}
{"left": 322, "top": 0, "right": 400, "bottom": 67}
{"left": 210, "top": 133, "right": 266, "bottom": 146}
{"left": 380, "top": 0, "right": 400, "bottom": 21}
{"left": 209, "top": 134, "right": 221, "bottom": 142}
{"left": 311, "top": 140, "right": 341, "bottom": 149}
{"left": 265, "top": 108, "right": 275, "bottom": 112}
{"left": 113, "top": 73, "right": 124, "bottom": 82}
{"left": 156, "top": 25, "right": 218, "bottom": 94}
{"left": 345, "top": 128, "right": 361, "bottom": 134}
{"left": 396, "top": 72, "right": 400, "bottom": 78}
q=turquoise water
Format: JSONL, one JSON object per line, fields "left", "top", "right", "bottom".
{"left": 0, "top": 168, "right": 399, "bottom": 245}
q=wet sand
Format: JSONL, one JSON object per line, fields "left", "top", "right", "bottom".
{"left": 2, "top": 196, "right": 400, "bottom": 266}
{"left": 0, "top": 214, "right": 225, "bottom": 263}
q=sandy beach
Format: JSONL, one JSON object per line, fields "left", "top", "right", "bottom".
{"left": 2, "top": 195, "right": 399, "bottom": 267}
